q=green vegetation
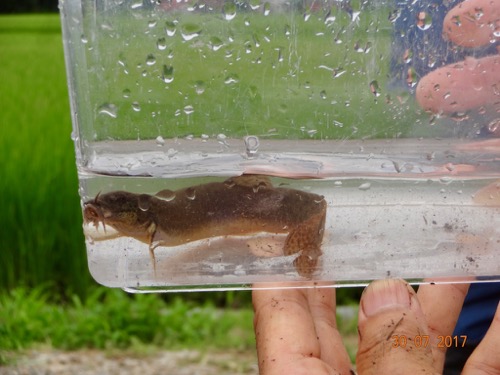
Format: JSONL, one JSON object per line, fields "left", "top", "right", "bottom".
{"left": 0, "top": 14, "right": 92, "bottom": 297}
{"left": 0, "top": 285, "right": 359, "bottom": 364}
{"left": 0, "top": 286, "right": 255, "bottom": 353}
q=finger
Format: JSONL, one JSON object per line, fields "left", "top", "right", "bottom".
{"left": 253, "top": 286, "right": 342, "bottom": 375}
{"left": 417, "top": 282, "right": 470, "bottom": 370}
{"left": 463, "top": 302, "right": 500, "bottom": 375}
{"left": 356, "top": 279, "right": 438, "bottom": 375}
{"left": 443, "top": 0, "right": 500, "bottom": 48}
{"left": 416, "top": 55, "right": 500, "bottom": 114}
{"left": 306, "top": 287, "right": 352, "bottom": 373}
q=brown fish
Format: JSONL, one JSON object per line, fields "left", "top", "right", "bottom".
{"left": 83, "top": 175, "right": 327, "bottom": 277}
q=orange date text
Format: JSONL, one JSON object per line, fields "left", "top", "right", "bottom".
{"left": 391, "top": 335, "right": 467, "bottom": 349}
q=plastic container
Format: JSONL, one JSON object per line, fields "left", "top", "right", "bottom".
{"left": 59, "top": 0, "right": 500, "bottom": 292}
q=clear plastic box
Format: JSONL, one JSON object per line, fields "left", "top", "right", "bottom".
{"left": 59, "top": 0, "right": 500, "bottom": 292}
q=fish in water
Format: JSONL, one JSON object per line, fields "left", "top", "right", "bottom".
{"left": 83, "top": 175, "right": 327, "bottom": 277}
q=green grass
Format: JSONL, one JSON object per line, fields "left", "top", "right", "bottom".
{"left": 0, "top": 285, "right": 359, "bottom": 364}
{"left": 0, "top": 14, "right": 93, "bottom": 297}
{"left": 0, "top": 286, "right": 255, "bottom": 354}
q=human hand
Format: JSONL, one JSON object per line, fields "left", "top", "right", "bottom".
{"left": 253, "top": 279, "right": 500, "bottom": 374}
{"left": 416, "top": 0, "right": 499, "bottom": 121}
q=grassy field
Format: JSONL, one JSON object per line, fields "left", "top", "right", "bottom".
{"left": 0, "top": 14, "right": 92, "bottom": 297}
{"left": 0, "top": 286, "right": 255, "bottom": 352}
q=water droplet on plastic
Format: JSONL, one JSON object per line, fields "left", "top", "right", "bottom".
{"left": 244, "top": 135, "right": 260, "bottom": 157}
{"left": 131, "top": 101, "right": 141, "bottom": 112}
{"left": 224, "top": 73, "right": 239, "bottom": 84}
{"left": 185, "top": 187, "right": 196, "bottom": 200}
{"left": 122, "top": 89, "right": 131, "bottom": 98}
{"left": 320, "top": 90, "right": 327, "bottom": 99}
{"left": 162, "top": 64, "right": 174, "bottom": 83}
{"left": 354, "top": 40, "right": 363, "bottom": 53}
{"left": 276, "top": 47, "right": 283, "bottom": 62}
{"left": 130, "top": 0, "right": 142, "bottom": 9}
{"left": 194, "top": 80, "right": 205, "bottom": 95}
{"left": 406, "top": 67, "right": 417, "bottom": 87}
{"left": 138, "top": 194, "right": 151, "bottom": 211}
{"left": 451, "top": 112, "right": 469, "bottom": 122}
{"left": 97, "top": 103, "right": 118, "bottom": 118}
{"left": 249, "top": 0, "right": 261, "bottom": 10}
{"left": 284, "top": 24, "right": 291, "bottom": 37}
{"left": 165, "top": 21, "right": 177, "bottom": 37}
{"left": 451, "top": 15, "right": 461, "bottom": 26}
{"left": 487, "top": 119, "right": 500, "bottom": 134}
{"left": 388, "top": 9, "right": 400, "bottom": 23}
{"left": 166, "top": 148, "right": 178, "bottom": 158}
{"left": 304, "top": 11, "right": 311, "bottom": 22}
{"left": 146, "top": 54, "right": 156, "bottom": 66}
{"left": 157, "top": 37, "right": 167, "bottom": 50}
{"left": 223, "top": 2, "right": 237, "bottom": 21}
{"left": 403, "top": 49, "right": 412, "bottom": 64}
{"left": 364, "top": 42, "right": 372, "bottom": 53}
{"left": 333, "top": 68, "right": 346, "bottom": 78}
{"left": 156, "top": 135, "right": 165, "bottom": 146}
{"left": 156, "top": 189, "right": 176, "bottom": 202}
{"left": 181, "top": 23, "right": 202, "bottom": 41}
{"left": 217, "top": 133, "right": 229, "bottom": 146}
{"left": 440, "top": 176, "right": 453, "bottom": 185}
{"left": 209, "top": 36, "right": 224, "bottom": 51}
{"left": 416, "top": 11, "right": 432, "bottom": 31}
{"left": 445, "top": 163, "right": 455, "bottom": 172}
{"left": 148, "top": 20, "right": 157, "bottom": 28}
{"left": 324, "top": 11, "right": 335, "bottom": 26}
{"left": 358, "top": 182, "right": 371, "bottom": 191}
{"left": 369, "top": 80, "right": 381, "bottom": 97}
{"left": 184, "top": 105, "right": 194, "bottom": 115}
{"left": 253, "top": 33, "right": 261, "bottom": 47}
{"left": 263, "top": 2, "right": 271, "bottom": 16}
{"left": 80, "top": 34, "right": 88, "bottom": 44}
{"left": 473, "top": 7, "right": 484, "bottom": 20}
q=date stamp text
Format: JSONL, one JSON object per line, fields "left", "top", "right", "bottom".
{"left": 391, "top": 335, "right": 467, "bottom": 349}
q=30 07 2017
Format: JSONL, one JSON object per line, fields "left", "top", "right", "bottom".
{"left": 391, "top": 335, "right": 468, "bottom": 349}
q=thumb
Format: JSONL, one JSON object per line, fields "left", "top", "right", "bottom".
{"left": 356, "top": 279, "right": 439, "bottom": 375}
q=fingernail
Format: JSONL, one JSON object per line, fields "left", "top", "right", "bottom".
{"left": 361, "top": 279, "right": 415, "bottom": 317}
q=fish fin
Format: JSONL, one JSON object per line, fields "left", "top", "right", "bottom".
{"left": 147, "top": 222, "right": 159, "bottom": 277}
{"left": 283, "top": 210, "right": 325, "bottom": 278}
{"left": 149, "top": 245, "right": 157, "bottom": 278}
